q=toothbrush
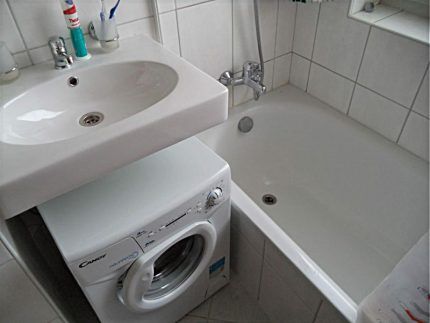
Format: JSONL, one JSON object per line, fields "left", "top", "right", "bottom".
{"left": 100, "top": 0, "right": 107, "bottom": 21}
{"left": 109, "top": 0, "right": 121, "bottom": 19}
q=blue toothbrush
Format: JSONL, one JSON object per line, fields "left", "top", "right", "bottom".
{"left": 109, "top": 0, "right": 121, "bottom": 19}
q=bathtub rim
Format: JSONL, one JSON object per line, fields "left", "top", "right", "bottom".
{"left": 231, "top": 181, "right": 358, "bottom": 322}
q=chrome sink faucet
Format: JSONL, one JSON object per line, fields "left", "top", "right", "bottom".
{"left": 48, "top": 36, "right": 73, "bottom": 69}
{"left": 219, "top": 61, "right": 266, "bottom": 100}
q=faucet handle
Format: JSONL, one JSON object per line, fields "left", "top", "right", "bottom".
{"left": 48, "top": 36, "right": 66, "bottom": 52}
{"left": 48, "top": 36, "right": 73, "bottom": 69}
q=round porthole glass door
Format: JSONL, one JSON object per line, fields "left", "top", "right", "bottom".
{"left": 144, "top": 235, "right": 204, "bottom": 299}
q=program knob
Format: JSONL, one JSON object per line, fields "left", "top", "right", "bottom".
{"left": 206, "top": 188, "right": 223, "bottom": 208}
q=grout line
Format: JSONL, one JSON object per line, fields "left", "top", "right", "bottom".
{"left": 305, "top": 3, "right": 321, "bottom": 92}
{"left": 372, "top": 8, "right": 404, "bottom": 24}
{"left": 256, "top": 239, "right": 266, "bottom": 301}
{"left": 230, "top": 0, "right": 234, "bottom": 107}
{"left": 292, "top": 49, "right": 414, "bottom": 112}
{"left": 288, "top": 3, "right": 298, "bottom": 83}
{"left": 5, "top": 0, "right": 34, "bottom": 65}
{"left": 346, "top": 25, "right": 372, "bottom": 115}
{"left": 273, "top": 0, "right": 281, "bottom": 62}
{"left": 270, "top": 0, "right": 281, "bottom": 88}
{"left": 311, "top": 300, "right": 324, "bottom": 323}
{"left": 395, "top": 63, "right": 429, "bottom": 143}
{"left": 176, "top": 0, "right": 215, "bottom": 11}
{"left": 173, "top": 1, "right": 183, "bottom": 57}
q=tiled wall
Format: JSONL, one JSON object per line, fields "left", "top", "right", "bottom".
{"left": 157, "top": 0, "right": 295, "bottom": 106}
{"left": 230, "top": 206, "right": 349, "bottom": 323}
{"left": 288, "top": 0, "right": 429, "bottom": 161}
{"left": 0, "top": 239, "right": 62, "bottom": 323}
{"left": 1, "top": 0, "right": 155, "bottom": 67}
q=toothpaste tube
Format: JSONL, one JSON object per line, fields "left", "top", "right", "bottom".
{"left": 59, "top": 0, "right": 90, "bottom": 59}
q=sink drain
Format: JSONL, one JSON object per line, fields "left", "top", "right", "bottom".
{"left": 79, "top": 112, "right": 104, "bottom": 127}
{"left": 262, "top": 194, "right": 277, "bottom": 205}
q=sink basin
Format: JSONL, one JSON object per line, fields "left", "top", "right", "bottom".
{"left": 2, "top": 61, "right": 178, "bottom": 145}
{"left": 0, "top": 35, "right": 228, "bottom": 219}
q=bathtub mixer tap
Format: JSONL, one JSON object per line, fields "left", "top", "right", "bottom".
{"left": 219, "top": 61, "right": 266, "bottom": 100}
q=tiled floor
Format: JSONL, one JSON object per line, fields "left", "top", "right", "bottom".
{"left": 177, "top": 276, "right": 271, "bottom": 323}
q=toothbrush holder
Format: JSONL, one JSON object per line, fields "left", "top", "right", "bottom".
{"left": 89, "top": 18, "right": 119, "bottom": 51}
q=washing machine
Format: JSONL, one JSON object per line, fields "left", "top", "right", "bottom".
{"left": 38, "top": 137, "right": 230, "bottom": 323}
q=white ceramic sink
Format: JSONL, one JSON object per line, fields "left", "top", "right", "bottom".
{"left": 2, "top": 62, "right": 178, "bottom": 145}
{"left": 0, "top": 35, "right": 228, "bottom": 219}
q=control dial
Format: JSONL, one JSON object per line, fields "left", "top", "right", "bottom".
{"left": 206, "top": 187, "right": 223, "bottom": 208}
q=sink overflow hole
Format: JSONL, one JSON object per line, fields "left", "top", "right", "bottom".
{"left": 68, "top": 76, "right": 79, "bottom": 87}
{"left": 79, "top": 112, "right": 104, "bottom": 127}
{"left": 262, "top": 194, "right": 277, "bottom": 205}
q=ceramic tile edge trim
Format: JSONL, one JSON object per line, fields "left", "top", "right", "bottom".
{"left": 349, "top": 3, "right": 429, "bottom": 45}
{"left": 230, "top": 182, "right": 358, "bottom": 322}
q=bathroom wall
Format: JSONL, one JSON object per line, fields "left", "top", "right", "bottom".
{"left": 1, "top": 0, "right": 156, "bottom": 67}
{"left": 288, "top": 0, "right": 429, "bottom": 161}
{"left": 157, "top": 0, "right": 295, "bottom": 106}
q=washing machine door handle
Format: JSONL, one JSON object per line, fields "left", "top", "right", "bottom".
{"left": 121, "top": 257, "right": 154, "bottom": 311}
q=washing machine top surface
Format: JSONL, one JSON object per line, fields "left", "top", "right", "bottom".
{"left": 38, "top": 137, "right": 229, "bottom": 262}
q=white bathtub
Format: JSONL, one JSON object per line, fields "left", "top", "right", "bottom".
{"left": 198, "top": 85, "right": 429, "bottom": 322}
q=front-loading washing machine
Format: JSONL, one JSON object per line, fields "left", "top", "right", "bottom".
{"left": 38, "top": 137, "right": 230, "bottom": 323}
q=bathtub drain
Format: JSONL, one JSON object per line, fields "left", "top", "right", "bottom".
{"left": 238, "top": 116, "right": 253, "bottom": 133}
{"left": 262, "top": 194, "right": 277, "bottom": 205}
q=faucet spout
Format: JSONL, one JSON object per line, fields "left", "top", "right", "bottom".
{"left": 48, "top": 36, "right": 74, "bottom": 70}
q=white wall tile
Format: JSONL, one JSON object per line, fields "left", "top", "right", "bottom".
{"left": 313, "top": 0, "right": 369, "bottom": 79}
{"left": 398, "top": 112, "right": 429, "bottom": 161}
{"left": 412, "top": 68, "right": 429, "bottom": 118}
{"left": 273, "top": 53, "right": 292, "bottom": 89}
{"left": 209, "top": 279, "right": 270, "bottom": 321}
{"left": 13, "top": 51, "right": 32, "bottom": 68}
{"left": 314, "top": 300, "right": 348, "bottom": 323}
{"left": 349, "top": 85, "right": 408, "bottom": 141}
{"left": 117, "top": 17, "right": 156, "bottom": 41}
{"left": 259, "top": 262, "right": 316, "bottom": 323}
{"left": 307, "top": 63, "right": 355, "bottom": 114}
{"left": 230, "top": 228, "right": 263, "bottom": 298}
{"left": 29, "top": 46, "right": 52, "bottom": 65}
{"left": 357, "top": 27, "right": 429, "bottom": 107}
{"left": 233, "top": 0, "right": 278, "bottom": 72}
{"left": 8, "top": 0, "right": 152, "bottom": 49}
{"left": 233, "top": 60, "right": 274, "bottom": 106}
{"left": 175, "top": 0, "right": 212, "bottom": 9}
{"left": 290, "top": 54, "right": 310, "bottom": 91}
{"left": 157, "top": 0, "right": 175, "bottom": 13}
{"left": 275, "top": 1, "right": 296, "bottom": 57}
{"left": 177, "top": 0, "right": 232, "bottom": 79}
{"left": 159, "top": 11, "right": 180, "bottom": 55}
{"left": 0, "top": 240, "right": 12, "bottom": 266}
{"left": 0, "top": 0, "right": 26, "bottom": 53}
{"left": 231, "top": 207, "right": 265, "bottom": 251}
{"left": 264, "top": 241, "right": 322, "bottom": 314}
{"left": 293, "top": 3, "right": 320, "bottom": 59}
{"left": 0, "top": 260, "right": 58, "bottom": 323}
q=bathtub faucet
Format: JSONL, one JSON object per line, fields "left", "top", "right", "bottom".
{"left": 219, "top": 61, "right": 266, "bottom": 100}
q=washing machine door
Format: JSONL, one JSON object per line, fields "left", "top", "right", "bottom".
{"left": 118, "top": 221, "right": 217, "bottom": 312}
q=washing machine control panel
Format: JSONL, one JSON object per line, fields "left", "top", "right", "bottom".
{"left": 134, "top": 175, "right": 230, "bottom": 252}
